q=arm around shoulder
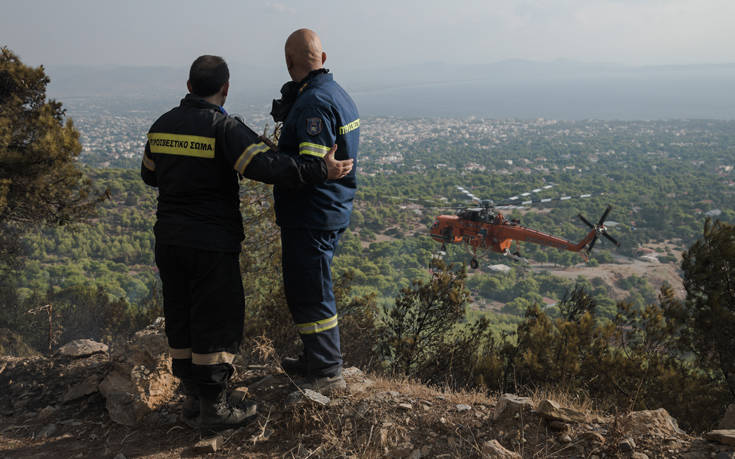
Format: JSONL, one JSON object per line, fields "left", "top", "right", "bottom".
{"left": 140, "top": 144, "right": 157, "bottom": 187}
{"left": 221, "top": 116, "right": 329, "bottom": 187}
{"left": 239, "top": 144, "right": 328, "bottom": 187}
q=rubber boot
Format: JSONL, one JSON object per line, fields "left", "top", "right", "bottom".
{"left": 281, "top": 353, "right": 307, "bottom": 377}
{"left": 181, "top": 379, "right": 199, "bottom": 420}
{"left": 199, "top": 387, "right": 257, "bottom": 432}
{"left": 299, "top": 368, "right": 347, "bottom": 395}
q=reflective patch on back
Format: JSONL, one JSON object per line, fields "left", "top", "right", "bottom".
{"left": 147, "top": 133, "right": 215, "bottom": 158}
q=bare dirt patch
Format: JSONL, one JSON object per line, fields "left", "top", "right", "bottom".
{"left": 531, "top": 255, "right": 685, "bottom": 300}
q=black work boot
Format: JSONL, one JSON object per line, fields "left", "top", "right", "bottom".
{"left": 181, "top": 380, "right": 199, "bottom": 420}
{"left": 281, "top": 353, "right": 308, "bottom": 377}
{"left": 199, "top": 388, "right": 257, "bottom": 432}
{"left": 299, "top": 368, "right": 347, "bottom": 395}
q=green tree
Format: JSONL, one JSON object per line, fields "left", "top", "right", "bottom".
{"left": 0, "top": 47, "right": 101, "bottom": 271}
{"left": 680, "top": 219, "right": 735, "bottom": 395}
{"left": 380, "top": 259, "right": 469, "bottom": 376}
{"left": 0, "top": 48, "right": 104, "bottom": 350}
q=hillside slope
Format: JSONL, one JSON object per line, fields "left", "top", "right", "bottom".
{"left": 1, "top": 325, "right": 733, "bottom": 458}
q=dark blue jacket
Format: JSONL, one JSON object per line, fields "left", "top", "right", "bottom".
{"left": 274, "top": 71, "right": 359, "bottom": 230}
{"left": 141, "top": 95, "right": 327, "bottom": 252}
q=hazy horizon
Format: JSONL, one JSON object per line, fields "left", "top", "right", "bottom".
{"left": 4, "top": 0, "right": 735, "bottom": 119}
{"left": 42, "top": 60, "right": 735, "bottom": 120}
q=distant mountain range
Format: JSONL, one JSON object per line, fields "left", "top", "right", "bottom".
{"left": 47, "top": 60, "right": 735, "bottom": 120}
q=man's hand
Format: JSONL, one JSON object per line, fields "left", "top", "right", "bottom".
{"left": 324, "top": 145, "right": 353, "bottom": 180}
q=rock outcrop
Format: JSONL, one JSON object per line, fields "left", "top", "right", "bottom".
{"left": 622, "top": 408, "right": 686, "bottom": 438}
{"left": 98, "top": 319, "right": 177, "bottom": 426}
{"left": 536, "top": 398, "right": 590, "bottom": 423}
{"left": 492, "top": 393, "right": 534, "bottom": 421}
{"left": 57, "top": 339, "right": 108, "bottom": 358}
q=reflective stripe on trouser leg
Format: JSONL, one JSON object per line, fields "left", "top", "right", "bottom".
{"left": 295, "top": 314, "right": 339, "bottom": 335}
{"left": 281, "top": 227, "right": 344, "bottom": 377}
{"left": 156, "top": 243, "right": 245, "bottom": 394}
{"left": 191, "top": 351, "right": 237, "bottom": 398}
{"left": 189, "top": 248, "right": 244, "bottom": 394}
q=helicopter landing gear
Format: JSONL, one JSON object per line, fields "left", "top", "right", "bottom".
{"left": 470, "top": 258, "right": 479, "bottom": 269}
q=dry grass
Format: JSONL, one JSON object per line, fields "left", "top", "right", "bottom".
{"left": 265, "top": 371, "right": 501, "bottom": 458}
{"left": 0, "top": 351, "right": 705, "bottom": 458}
{"left": 527, "top": 387, "right": 601, "bottom": 416}
{"left": 248, "top": 335, "right": 278, "bottom": 364}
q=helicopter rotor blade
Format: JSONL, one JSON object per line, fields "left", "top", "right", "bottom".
{"left": 597, "top": 205, "right": 612, "bottom": 226}
{"left": 505, "top": 184, "right": 553, "bottom": 203}
{"left": 578, "top": 214, "right": 595, "bottom": 229}
{"left": 587, "top": 235, "right": 598, "bottom": 253}
{"left": 454, "top": 184, "right": 607, "bottom": 211}
{"left": 456, "top": 185, "right": 481, "bottom": 203}
{"left": 496, "top": 191, "right": 603, "bottom": 208}
{"left": 602, "top": 232, "right": 620, "bottom": 247}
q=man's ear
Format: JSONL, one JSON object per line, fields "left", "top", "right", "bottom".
{"left": 221, "top": 81, "right": 229, "bottom": 98}
{"left": 321, "top": 51, "right": 327, "bottom": 65}
{"left": 187, "top": 80, "right": 192, "bottom": 93}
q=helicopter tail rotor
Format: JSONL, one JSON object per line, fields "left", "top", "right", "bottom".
{"left": 578, "top": 205, "right": 620, "bottom": 255}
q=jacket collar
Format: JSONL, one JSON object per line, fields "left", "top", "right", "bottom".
{"left": 298, "top": 69, "right": 331, "bottom": 94}
{"left": 181, "top": 94, "right": 227, "bottom": 114}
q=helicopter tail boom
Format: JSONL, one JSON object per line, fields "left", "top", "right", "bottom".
{"left": 486, "top": 205, "right": 619, "bottom": 256}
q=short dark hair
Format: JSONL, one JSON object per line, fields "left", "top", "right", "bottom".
{"left": 188, "top": 55, "right": 229, "bottom": 97}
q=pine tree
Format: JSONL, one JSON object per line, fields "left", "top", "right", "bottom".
{"left": 381, "top": 259, "right": 469, "bottom": 375}
{"left": 0, "top": 47, "right": 101, "bottom": 271}
{"left": 681, "top": 219, "right": 735, "bottom": 396}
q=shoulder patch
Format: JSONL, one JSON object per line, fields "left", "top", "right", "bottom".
{"left": 306, "top": 117, "right": 323, "bottom": 136}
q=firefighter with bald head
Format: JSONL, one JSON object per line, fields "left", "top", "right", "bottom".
{"left": 271, "top": 29, "right": 360, "bottom": 392}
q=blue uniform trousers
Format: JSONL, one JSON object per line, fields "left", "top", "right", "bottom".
{"left": 281, "top": 227, "right": 344, "bottom": 377}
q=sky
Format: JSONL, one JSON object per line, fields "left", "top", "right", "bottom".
{"left": 3, "top": 0, "right": 735, "bottom": 73}
{"left": 4, "top": 0, "right": 735, "bottom": 119}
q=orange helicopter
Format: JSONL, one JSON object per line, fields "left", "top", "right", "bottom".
{"left": 429, "top": 186, "right": 619, "bottom": 268}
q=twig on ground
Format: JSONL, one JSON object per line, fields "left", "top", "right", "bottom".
{"left": 250, "top": 407, "right": 273, "bottom": 445}
{"left": 362, "top": 423, "right": 375, "bottom": 456}
{"left": 165, "top": 425, "right": 184, "bottom": 435}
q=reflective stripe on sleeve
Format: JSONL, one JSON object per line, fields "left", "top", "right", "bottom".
{"left": 295, "top": 314, "right": 338, "bottom": 335}
{"left": 192, "top": 351, "right": 236, "bottom": 365}
{"left": 170, "top": 347, "right": 192, "bottom": 359}
{"left": 142, "top": 152, "right": 156, "bottom": 171}
{"left": 235, "top": 142, "right": 270, "bottom": 174}
{"left": 147, "top": 133, "right": 215, "bottom": 158}
{"left": 298, "top": 142, "right": 330, "bottom": 158}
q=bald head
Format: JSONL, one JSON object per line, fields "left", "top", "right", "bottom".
{"left": 285, "top": 28, "right": 326, "bottom": 82}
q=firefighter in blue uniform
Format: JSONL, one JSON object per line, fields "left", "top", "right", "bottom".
{"left": 141, "top": 55, "right": 353, "bottom": 430}
{"left": 272, "top": 29, "right": 359, "bottom": 392}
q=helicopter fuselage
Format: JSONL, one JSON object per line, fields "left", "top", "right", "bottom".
{"left": 430, "top": 210, "right": 597, "bottom": 257}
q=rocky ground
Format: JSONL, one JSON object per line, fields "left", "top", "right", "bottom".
{"left": 2, "top": 323, "right": 735, "bottom": 458}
